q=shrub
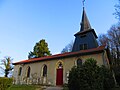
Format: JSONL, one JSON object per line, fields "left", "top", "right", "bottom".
{"left": 101, "top": 66, "right": 115, "bottom": 89}
{"left": 113, "top": 65, "right": 120, "bottom": 86}
{"left": 68, "top": 58, "right": 115, "bottom": 90}
{"left": 0, "top": 77, "right": 13, "bottom": 90}
{"left": 115, "top": 73, "right": 120, "bottom": 86}
{"left": 68, "top": 66, "right": 81, "bottom": 90}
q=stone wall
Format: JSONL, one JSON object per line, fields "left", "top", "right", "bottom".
{"left": 13, "top": 51, "right": 109, "bottom": 85}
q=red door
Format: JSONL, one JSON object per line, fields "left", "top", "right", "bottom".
{"left": 56, "top": 68, "right": 63, "bottom": 85}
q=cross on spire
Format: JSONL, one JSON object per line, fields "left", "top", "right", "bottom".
{"left": 82, "top": 0, "right": 85, "bottom": 7}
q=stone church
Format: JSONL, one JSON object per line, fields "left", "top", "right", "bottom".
{"left": 13, "top": 7, "right": 110, "bottom": 86}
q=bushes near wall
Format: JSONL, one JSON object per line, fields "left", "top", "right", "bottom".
{"left": 0, "top": 77, "right": 13, "bottom": 90}
{"left": 101, "top": 66, "right": 115, "bottom": 89}
{"left": 113, "top": 65, "right": 120, "bottom": 86}
{"left": 68, "top": 58, "right": 115, "bottom": 90}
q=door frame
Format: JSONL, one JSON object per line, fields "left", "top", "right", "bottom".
{"left": 56, "top": 61, "right": 63, "bottom": 85}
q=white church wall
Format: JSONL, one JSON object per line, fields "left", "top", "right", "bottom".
{"left": 13, "top": 51, "right": 109, "bottom": 85}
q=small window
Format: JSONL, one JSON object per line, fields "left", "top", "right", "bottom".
{"left": 84, "top": 44, "right": 87, "bottom": 50}
{"left": 58, "top": 62, "right": 63, "bottom": 69}
{"left": 27, "top": 66, "right": 31, "bottom": 77}
{"left": 80, "top": 44, "right": 83, "bottom": 50}
{"left": 77, "top": 59, "right": 82, "bottom": 66}
{"left": 43, "top": 65, "right": 47, "bottom": 77}
{"left": 18, "top": 67, "right": 22, "bottom": 76}
{"left": 80, "top": 44, "right": 88, "bottom": 50}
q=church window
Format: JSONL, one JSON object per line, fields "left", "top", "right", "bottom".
{"left": 80, "top": 44, "right": 88, "bottom": 50}
{"left": 80, "top": 44, "right": 83, "bottom": 50}
{"left": 43, "top": 65, "right": 47, "bottom": 77}
{"left": 58, "top": 62, "right": 63, "bottom": 69}
{"left": 77, "top": 59, "right": 82, "bottom": 66}
{"left": 18, "top": 67, "right": 22, "bottom": 76}
{"left": 27, "top": 66, "right": 31, "bottom": 77}
{"left": 84, "top": 44, "right": 87, "bottom": 50}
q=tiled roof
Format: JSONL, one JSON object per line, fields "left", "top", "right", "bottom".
{"left": 13, "top": 45, "right": 106, "bottom": 65}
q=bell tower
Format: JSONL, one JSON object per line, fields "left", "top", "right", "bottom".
{"left": 72, "top": 7, "right": 98, "bottom": 52}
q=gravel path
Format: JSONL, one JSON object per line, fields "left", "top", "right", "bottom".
{"left": 43, "top": 86, "right": 63, "bottom": 90}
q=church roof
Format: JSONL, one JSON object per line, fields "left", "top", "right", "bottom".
{"left": 80, "top": 7, "right": 91, "bottom": 32}
{"left": 13, "top": 45, "right": 106, "bottom": 65}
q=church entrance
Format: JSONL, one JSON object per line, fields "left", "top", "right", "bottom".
{"left": 56, "top": 68, "right": 63, "bottom": 85}
{"left": 56, "top": 61, "right": 63, "bottom": 85}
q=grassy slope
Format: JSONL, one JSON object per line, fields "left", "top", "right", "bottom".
{"left": 7, "top": 85, "right": 38, "bottom": 90}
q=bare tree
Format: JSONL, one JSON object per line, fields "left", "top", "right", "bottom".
{"left": 114, "top": 0, "right": 120, "bottom": 20}
{"left": 108, "top": 25, "right": 120, "bottom": 64}
{"left": 98, "top": 25, "right": 120, "bottom": 66}
{"left": 0, "top": 56, "right": 13, "bottom": 77}
{"left": 61, "top": 40, "right": 73, "bottom": 53}
{"left": 98, "top": 34, "right": 109, "bottom": 46}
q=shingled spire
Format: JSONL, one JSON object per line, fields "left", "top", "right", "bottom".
{"left": 80, "top": 7, "right": 91, "bottom": 31}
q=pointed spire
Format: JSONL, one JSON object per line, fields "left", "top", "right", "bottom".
{"left": 80, "top": 7, "right": 92, "bottom": 32}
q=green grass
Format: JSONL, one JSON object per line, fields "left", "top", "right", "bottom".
{"left": 7, "top": 85, "right": 41, "bottom": 90}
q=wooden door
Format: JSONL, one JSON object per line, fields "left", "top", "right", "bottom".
{"left": 56, "top": 68, "right": 63, "bottom": 85}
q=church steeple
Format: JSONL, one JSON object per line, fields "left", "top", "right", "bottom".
{"left": 80, "top": 7, "right": 92, "bottom": 32}
{"left": 72, "top": 7, "right": 98, "bottom": 52}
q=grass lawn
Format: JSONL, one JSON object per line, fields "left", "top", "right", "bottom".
{"left": 7, "top": 85, "right": 42, "bottom": 90}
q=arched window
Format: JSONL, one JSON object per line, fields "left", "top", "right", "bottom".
{"left": 43, "top": 65, "right": 47, "bottom": 77}
{"left": 18, "top": 67, "right": 22, "bottom": 76}
{"left": 27, "top": 66, "right": 31, "bottom": 77}
{"left": 58, "top": 62, "right": 63, "bottom": 69}
{"left": 77, "top": 59, "right": 82, "bottom": 66}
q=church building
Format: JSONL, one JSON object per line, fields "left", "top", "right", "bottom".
{"left": 13, "top": 7, "right": 110, "bottom": 86}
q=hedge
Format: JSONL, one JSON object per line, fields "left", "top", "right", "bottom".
{"left": 0, "top": 77, "right": 13, "bottom": 90}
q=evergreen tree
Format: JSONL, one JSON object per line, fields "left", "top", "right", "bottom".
{"left": 28, "top": 39, "right": 51, "bottom": 59}
{"left": 68, "top": 58, "right": 115, "bottom": 90}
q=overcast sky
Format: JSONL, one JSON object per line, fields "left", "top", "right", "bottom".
{"left": 0, "top": 0, "right": 118, "bottom": 65}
